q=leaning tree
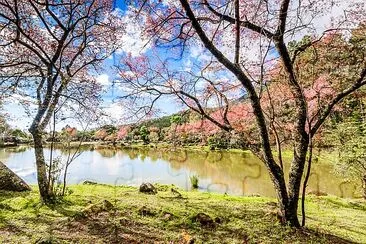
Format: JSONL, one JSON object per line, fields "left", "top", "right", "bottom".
{"left": 118, "top": 0, "right": 366, "bottom": 226}
{"left": 0, "top": 0, "right": 122, "bottom": 203}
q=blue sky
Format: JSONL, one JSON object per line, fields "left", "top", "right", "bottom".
{"left": 3, "top": 0, "right": 362, "bottom": 130}
{"left": 3, "top": 1, "right": 184, "bottom": 130}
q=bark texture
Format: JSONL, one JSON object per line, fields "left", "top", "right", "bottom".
{"left": 0, "top": 161, "right": 31, "bottom": 192}
{"left": 30, "top": 130, "right": 54, "bottom": 202}
{"left": 363, "top": 175, "right": 366, "bottom": 200}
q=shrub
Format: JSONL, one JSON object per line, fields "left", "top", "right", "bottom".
{"left": 190, "top": 175, "right": 199, "bottom": 189}
{"left": 207, "top": 133, "right": 230, "bottom": 150}
{"left": 140, "top": 126, "right": 150, "bottom": 144}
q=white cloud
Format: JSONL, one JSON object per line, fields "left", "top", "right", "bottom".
{"left": 96, "top": 74, "right": 110, "bottom": 86}
{"left": 115, "top": 9, "right": 151, "bottom": 57}
{"left": 188, "top": 41, "right": 211, "bottom": 62}
{"left": 284, "top": 0, "right": 366, "bottom": 42}
{"left": 101, "top": 102, "right": 126, "bottom": 124}
{"left": 3, "top": 103, "right": 32, "bottom": 130}
{"left": 8, "top": 93, "right": 37, "bottom": 105}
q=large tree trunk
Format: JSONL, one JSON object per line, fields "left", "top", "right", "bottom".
{"left": 284, "top": 200, "right": 300, "bottom": 227}
{"left": 266, "top": 159, "right": 301, "bottom": 227}
{"left": 362, "top": 174, "right": 366, "bottom": 200}
{"left": 30, "top": 130, "right": 54, "bottom": 203}
{"left": 275, "top": 184, "right": 301, "bottom": 227}
{"left": 265, "top": 144, "right": 309, "bottom": 227}
{"left": 286, "top": 147, "right": 309, "bottom": 227}
{"left": 272, "top": 184, "right": 302, "bottom": 227}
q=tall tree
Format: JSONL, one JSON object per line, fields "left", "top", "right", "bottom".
{"left": 119, "top": 1, "right": 366, "bottom": 226}
{"left": 0, "top": 0, "right": 121, "bottom": 202}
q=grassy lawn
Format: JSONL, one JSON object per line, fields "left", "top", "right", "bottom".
{"left": 0, "top": 184, "right": 365, "bottom": 243}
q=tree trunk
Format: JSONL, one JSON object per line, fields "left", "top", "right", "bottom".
{"left": 286, "top": 151, "right": 308, "bottom": 227}
{"left": 268, "top": 166, "right": 300, "bottom": 227}
{"left": 266, "top": 148, "right": 309, "bottom": 227}
{"left": 284, "top": 200, "right": 301, "bottom": 227}
{"left": 362, "top": 174, "right": 366, "bottom": 200}
{"left": 30, "top": 130, "right": 54, "bottom": 203}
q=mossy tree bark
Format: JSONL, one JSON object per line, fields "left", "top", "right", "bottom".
{"left": 29, "top": 129, "right": 55, "bottom": 203}
{"left": 363, "top": 175, "right": 366, "bottom": 200}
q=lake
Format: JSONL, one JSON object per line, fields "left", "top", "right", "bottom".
{"left": 0, "top": 146, "right": 361, "bottom": 198}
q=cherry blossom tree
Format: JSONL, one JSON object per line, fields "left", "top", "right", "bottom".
{"left": 62, "top": 125, "right": 77, "bottom": 140}
{"left": 119, "top": 0, "right": 366, "bottom": 226}
{"left": 117, "top": 125, "right": 130, "bottom": 140}
{"left": 94, "top": 129, "right": 108, "bottom": 141}
{"left": 0, "top": 0, "right": 121, "bottom": 202}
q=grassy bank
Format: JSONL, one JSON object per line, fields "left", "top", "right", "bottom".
{"left": 51, "top": 141, "right": 252, "bottom": 154}
{"left": 0, "top": 185, "right": 365, "bottom": 243}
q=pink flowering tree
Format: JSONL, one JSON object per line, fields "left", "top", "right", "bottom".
{"left": 118, "top": 0, "right": 366, "bottom": 227}
{"left": 0, "top": 0, "right": 122, "bottom": 202}
{"left": 117, "top": 126, "right": 130, "bottom": 141}
{"left": 94, "top": 129, "right": 108, "bottom": 141}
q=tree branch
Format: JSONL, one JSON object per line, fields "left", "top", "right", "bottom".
{"left": 311, "top": 67, "right": 366, "bottom": 136}
{"left": 203, "top": 0, "right": 274, "bottom": 38}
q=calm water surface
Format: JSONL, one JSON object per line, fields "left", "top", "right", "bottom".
{"left": 0, "top": 146, "right": 361, "bottom": 198}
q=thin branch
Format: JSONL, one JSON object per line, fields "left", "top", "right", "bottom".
{"left": 311, "top": 67, "right": 366, "bottom": 136}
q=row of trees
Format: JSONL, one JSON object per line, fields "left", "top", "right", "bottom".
{"left": 0, "top": 114, "right": 31, "bottom": 144}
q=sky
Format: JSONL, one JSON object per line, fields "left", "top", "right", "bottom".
{"left": 2, "top": 0, "right": 181, "bottom": 131}
{"left": 2, "top": 0, "right": 365, "bottom": 131}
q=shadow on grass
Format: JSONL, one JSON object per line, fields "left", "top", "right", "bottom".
{"left": 314, "top": 197, "right": 366, "bottom": 211}
{"left": 0, "top": 189, "right": 362, "bottom": 243}
{"left": 51, "top": 203, "right": 80, "bottom": 218}
{"left": 59, "top": 204, "right": 358, "bottom": 244}
{"left": 0, "top": 202, "right": 17, "bottom": 212}
{"left": 292, "top": 228, "right": 357, "bottom": 244}
{"left": 0, "top": 190, "right": 31, "bottom": 202}
{"left": 0, "top": 221, "right": 34, "bottom": 239}
{"left": 0, "top": 190, "right": 81, "bottom": 220}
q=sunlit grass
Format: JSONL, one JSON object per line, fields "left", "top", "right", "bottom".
{"left": 0, "top": 184, "right": 365, "bottom": 243}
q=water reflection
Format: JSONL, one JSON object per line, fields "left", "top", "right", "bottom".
{"left": 96, "top": 148, "right": 117, "bottom": 158}
{"left": 0, "top": 146, "right": 362, "bottom": 198}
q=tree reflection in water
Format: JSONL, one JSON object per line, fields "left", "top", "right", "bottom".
{"left": 0, "top": 146, "right": 362, "bottom": 198}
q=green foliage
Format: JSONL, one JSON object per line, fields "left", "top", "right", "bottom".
{"left": 207, "top": 133, "right": 230, "bottom": 150}
{"left": 77, "top": 130, "right": 95, "bottom": 141}
{"left": 170, "top": 115, "right": 182, "bottom": 125}
{"left": 189, "top": 175, "right": 199, "bottom": 189}
{"left": 11, "top": 129, "right": 29, "bottom": 139}
{"left": 139, "top": 125, "right": 150, "bottom": 144}
{"left": 288, "top": 35, "right": 312, "bottom": 55}
{"left": 141, "top": 115, "right": 172, "bottom": 128}
{"left": 101, "top": 125, "right": 117, "bottom": 135}
{"left": 335, "top": 120, "right": 366, "bottom": 198}
{"left": 179, "top": 133, "right": 201, "bottom": 145}
{"left": 0, "top": 116, "right": 32, "bottom": 144}
{"left": 0, "top": 116, "right": 10, "bottom": 137}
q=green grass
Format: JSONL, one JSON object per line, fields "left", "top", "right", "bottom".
{"left": 0, "top": 184, "right": 365, "bottom": 243}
